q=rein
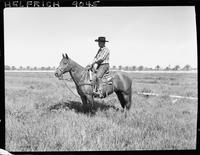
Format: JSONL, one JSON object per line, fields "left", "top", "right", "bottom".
{"left": 62, "top": 79, "right": 94, "bottom": 98}
{"left": 62, "top": 79, "right": 81, "bottom": 99}
{"left": 56, "top": 59, "right": 102, "bottom": 98}
{"left": 59, "top": 66, "right": 114, "bottom": 99}
{"left": 57, "top": 59, "right": 93, "bottom": 87}
{"left": 59, "top": 69, "right": 94, "bottom": 99}
{"left": 70, "top": 68, "right": 93, "bottom": 87}
{"left": 46, "top": 71, "right": 82, "bottom": 99}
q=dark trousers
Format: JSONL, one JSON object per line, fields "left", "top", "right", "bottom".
{"left": 96, "top": 63, "right": 109, "bottom": 78}
{"left": 92, "top": 63, "right": 109, "bottom": 90}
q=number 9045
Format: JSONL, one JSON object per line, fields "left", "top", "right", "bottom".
{"left": 72, "top": 1, "right": 100, "bottom": 7}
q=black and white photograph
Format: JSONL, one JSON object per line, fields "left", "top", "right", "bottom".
{"left": 3, "top": 4, "right": 198, "bottom": 152}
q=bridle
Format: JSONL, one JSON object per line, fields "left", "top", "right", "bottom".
{"left": 56, "top": 60, "right": 93, "bottom": 87}
{"left": 57, "top": 67, "right": 64, "bottom": 74}
{"left": 56, "top": 58, "right": 71, "bottom": 78}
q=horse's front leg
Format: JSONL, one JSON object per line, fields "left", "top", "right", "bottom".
{"left": 85, "top": 95, "right": 94, "bottom": 113}
{"left": 80, "top": 95, "right": 87, "bottom": 105}
{"left": 80, "top": 95, "right": 88, "bottom": 113}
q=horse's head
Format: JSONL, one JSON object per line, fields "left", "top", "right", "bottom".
{"left": 55, "top": 53, "right": 71, "bottom": 78}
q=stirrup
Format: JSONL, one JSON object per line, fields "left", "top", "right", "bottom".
{"left": 93, "top": 90, "right": 99, "bottom": 97}
{"left": 93, "top": 89, "right": 103, "bottom": 98}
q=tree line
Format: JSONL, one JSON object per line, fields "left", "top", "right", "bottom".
{"left": 111, "top": 64, "right": 195, "bottom": 71}
{"left": 4, "top": 64, "right": 195, "bottom": 71}
{"left": 4, "top": 66, "right": 56, "bottom": 71}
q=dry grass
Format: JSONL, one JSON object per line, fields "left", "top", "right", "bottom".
{"left": 5, "top": 71, "right": 197, "bottom": 151}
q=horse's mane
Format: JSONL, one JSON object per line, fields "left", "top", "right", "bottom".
{"left": 68, "top": 57, "right": 92, "bottom": 83}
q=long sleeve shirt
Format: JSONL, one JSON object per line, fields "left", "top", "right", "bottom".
{"left": 92, "top": 47, "right": 110, "bottom": 65}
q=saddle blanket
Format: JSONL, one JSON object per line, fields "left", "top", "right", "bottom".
{"left": 89, "top": 70, "right": 112, "bottom": 84}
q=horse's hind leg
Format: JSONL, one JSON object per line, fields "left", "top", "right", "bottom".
{"left": 115, "top": 91, "right": 128, "bottom": 118}
{"left": 115, "top": 91, "right": 132, "bottom": 118}
{"left": 124, "top": 93, "right": 132, "bottom": 110}
{"left": 123, "top": 94, "right": 132, "bottom": 118}
{"left": 115, "top": 91, "right": 126, "bottom": 109}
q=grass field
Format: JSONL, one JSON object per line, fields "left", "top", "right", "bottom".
{"left": 5, "top": 71, "right": 197, "bottom": 151}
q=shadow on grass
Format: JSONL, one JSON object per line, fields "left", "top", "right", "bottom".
{"left": 48, "top": 99, "right": 120, "bottom": 116}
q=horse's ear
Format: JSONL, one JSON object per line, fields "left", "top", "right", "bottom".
{"left": 62, "top": 53, "right": 65, "bottom": 58}
{"left": 65, "top": 53, "right": 69, "bottom": 59}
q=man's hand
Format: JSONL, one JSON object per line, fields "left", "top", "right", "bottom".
{"left": 93, "top": 63, "right": 98, "bottom": 70}
{"left": 86, "top": 64, "right": 92, "bottom": 70}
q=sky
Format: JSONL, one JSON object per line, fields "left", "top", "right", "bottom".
{"left": 4, "top": 7, "right": 197, "bottom": 68}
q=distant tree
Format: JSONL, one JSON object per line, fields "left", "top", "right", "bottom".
{"left": 131, "top": 66, "right": 136, "bottom": 71}
{"left": 5, "top": 65, "right": 11, "bottom": 70}
{"left": 164, "top": 65, "right": 171, "bottom": 71}
{"left": 155, "top": 65, "right": 161, "bottom": 70}
{"left": 46, "top": 66, "right": 51, "bottom": 70}
{"left": 19, "top": 66, "right": 23, "bottom": 70}
{"left": 41, "top": 67, "right": 45, "bottom": 70}
{"left": 138, "top": 65, "right": 144, "bottom": 71}
{"left": 26, "top": 66, "right": 30, "bottom": 70}
{"left": 118, "top": 65, "right": 122, "bottom": 70}
{"left": 173, "top": 65, "right": 180, "bottom": 71}
{"left": 124, "top": 66, "right": 129, "bottom": 71}
{"left": 33, "top": 66, "right": 37, "bottom": 70}
{"left": 52, "top": 66, "right": 56, "bottom": 70}
{"left": 182, "top": 64, "right": 192, "bottom": 71}
{"left": 11, "top": 66, "right": 16, "bottom": 70}
{"left": 112, "top": 65, "right": 116, "bottom": 70}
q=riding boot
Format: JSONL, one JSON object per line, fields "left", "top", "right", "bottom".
{"left": 91, "top": 78, "right": 102, "bottom": 97}
{"left": 90, "top": 77, "right": 97, "bottom": 92}
{"left": 96, "top": 78, "right": 99, "bottom": 91}
{"left": 96, "top": 78, "right": 104, "bottom": 98}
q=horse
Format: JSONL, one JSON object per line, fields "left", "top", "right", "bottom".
{"left": 54, "top": 53, "right": 132, "bottom": 117}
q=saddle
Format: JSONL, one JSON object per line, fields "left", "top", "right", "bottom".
{"left": 100, "top": 71, "right": 113, "bottom": 85}
{"left": 89, "top": 69, "right": 112, "bottom": 85}
{"left": 88, "top": 69, "right": 113, "bottom": 98}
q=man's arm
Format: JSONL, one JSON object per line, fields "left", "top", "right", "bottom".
{"left": 92, "top": 48, "right": 109, "bottom": 65}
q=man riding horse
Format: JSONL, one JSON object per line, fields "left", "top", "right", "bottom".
{"left": 88, "top": 36, "right": 110, "bottom": 97}
{"left": 54, "top": 38, "right": 132, "bottom": 116}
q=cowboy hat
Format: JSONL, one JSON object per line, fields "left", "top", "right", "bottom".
{"left": 95, "top": 36, "right": 109, "bottom": 42}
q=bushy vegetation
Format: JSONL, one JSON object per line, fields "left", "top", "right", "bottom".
{"left": 5, "top": 72, "right": 197, "bottom": 151}
{"left": 4, "top": 64, "right": 196, "bottom": 71}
